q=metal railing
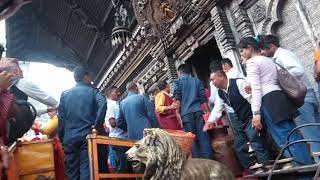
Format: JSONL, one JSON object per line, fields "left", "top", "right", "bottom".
{"left": 267, "top": 123, "right": 320, "bottom": 180}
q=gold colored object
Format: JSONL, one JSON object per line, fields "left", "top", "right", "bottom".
{"left": 160, "top": 2, "right": 176, "bottom": 20}
{"left": 18, "top": 140, "right": 55, "bottom": 180}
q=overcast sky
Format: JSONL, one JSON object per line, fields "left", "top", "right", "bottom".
{"left": 1, "top": 20, "right": 75, "bottom": 102}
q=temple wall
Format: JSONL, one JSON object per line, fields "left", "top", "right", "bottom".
{"left": 276, "top": 0, "right": 316, "bottom": 87}
{"left": 99, "top": 0, "right": 320, "bottom": 93}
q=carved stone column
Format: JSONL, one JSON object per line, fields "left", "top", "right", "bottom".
{"left": 211, "top": 6, "right": 236, "bottom": 52}
{"left": 230, "top": 2, "right": 255, "bottom": 37}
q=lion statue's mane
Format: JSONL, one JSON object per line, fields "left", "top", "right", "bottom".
{"left": 126, "top": 128, "right": 234, "bottom": 180}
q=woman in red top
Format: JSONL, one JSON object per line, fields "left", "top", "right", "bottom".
{"left": 155, "top": 81, "right": 182, "bottom": 130}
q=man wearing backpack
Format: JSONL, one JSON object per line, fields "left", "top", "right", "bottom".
{"left": 259, "top": 35, "right": 320, "bottom": 159}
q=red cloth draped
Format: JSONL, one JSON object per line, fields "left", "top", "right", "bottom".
{"left": 0, "top": 92, "right": 14, "bottom": 144}
{"left": 156, "top": 93, "right": 181, "bottom": 130}
{"left": 53, "top": 137, "right": 65, "bottom": 180}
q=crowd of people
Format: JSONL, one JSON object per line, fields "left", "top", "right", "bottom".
{"left": 1, "top": 35, "right": 320, "bottom": 179}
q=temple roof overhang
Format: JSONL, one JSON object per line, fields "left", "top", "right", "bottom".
{"left": 5, "top": 0, "right": 136, "bottom": 81}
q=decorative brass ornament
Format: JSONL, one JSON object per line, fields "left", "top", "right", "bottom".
{"left": 160, "top": 2, "right": 176, "bottom": 21}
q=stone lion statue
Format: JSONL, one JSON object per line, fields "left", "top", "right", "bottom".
{"left": 126, "top": 128, "right": 234, "bottom": 180}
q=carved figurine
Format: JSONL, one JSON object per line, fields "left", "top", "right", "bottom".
{"left": 119, "top": 4, "right": 129, "bottom": 26}
{"left": 160, "top": 2, "right": 176, "bottom": 21}
{"left": 126, "top": 128, "right": 234, "bottom": 180}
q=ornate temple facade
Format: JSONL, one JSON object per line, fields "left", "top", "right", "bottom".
{"left": 97, "top": 0, "right": 320, "bottom": 94}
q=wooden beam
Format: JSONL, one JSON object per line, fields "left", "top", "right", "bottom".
{"left": 87, "top": 135, "right": 144, "bottom": 180}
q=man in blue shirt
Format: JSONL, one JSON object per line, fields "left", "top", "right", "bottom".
{"left": 58, "top": 67, "right": 107, "bottom": 180}
{"left": 117, "top": 82, "right": 152, "bottom": 140}
{"left": 173, "top": 64, "right": 213, "bottom": 159}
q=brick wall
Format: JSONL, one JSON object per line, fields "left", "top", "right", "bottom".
{"left": 300, "top": 0, "right": 320, "bottom": 40}
{"left": 276, "top": 0, "right": 318, "bottom": 89}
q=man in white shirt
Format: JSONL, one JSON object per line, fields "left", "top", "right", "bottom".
{"left": 208, "top": 58, "right": 245, "bottom": 108}
{"left": 260, "top": 35, "right": 320, "bottom": 158}
{"left": 204, "top": 70, "right": 270, "bottom": 171}
{"left": 219, "top": 58, "right": 248, "bottom": 133}
{"left": 105, "top": 86, "right": 130, "bottom": 177}
{"left": 221, "top": 58, "right": 245, "bottom": 79}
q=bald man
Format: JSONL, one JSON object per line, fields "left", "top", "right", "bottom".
{"left": 117, "top": 82, "right": 153, "bottom": 140}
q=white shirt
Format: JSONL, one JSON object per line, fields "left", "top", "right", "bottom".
{"left": 209, "top": 68, "right": 245, "bottom": 104}
{"left": 226, "top": 67, "right": 245, "bottom": 79}
{"left": 209, "top": 82, "right": 217, "bottom": 104}
{"left": 16, "top": 78, "right": 58, "bottom": 107}
{"left": 105, "top": 98, "right": 127, "bottom": 138}
{"left": 208, "top": 79, "right": 251, "bottom": 123}
{"left": 274, "top": 47, "right": 312, "bottom": 89}
{"left": 226, "top": 68, "right": 246, "bottom": 113}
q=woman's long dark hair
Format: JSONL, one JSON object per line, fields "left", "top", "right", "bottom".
{"left": 237, "top": 36, "right": 262, "bottom": 52}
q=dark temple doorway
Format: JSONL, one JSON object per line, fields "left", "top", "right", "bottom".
{"left": 186, "top": 38, "right": 222, "bottom": 88}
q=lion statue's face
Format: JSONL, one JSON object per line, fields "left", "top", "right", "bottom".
{"left": 126, "top": 138, "right": 149, "bottom": 170}
{"left": 126, "top": 128, "right": 184, "bottom": 180}
{"left": 126, "top": 128, "right": 235, "bottom": 180}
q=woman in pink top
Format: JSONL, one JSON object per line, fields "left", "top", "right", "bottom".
{"left": 238, "top": 37, "right": 313, "bottom": 166}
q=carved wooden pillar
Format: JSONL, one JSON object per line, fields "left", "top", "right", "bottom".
{"left": 161, "top": 37, "right": 178, "bottom": 82}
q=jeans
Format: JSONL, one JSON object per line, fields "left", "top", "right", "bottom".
{"left": 229, "top": 113, "right": 270, "bottom": 169}
{"left": 64, "top": 140, "right": 90, "bottom": 180}
{"left": 64, "top": 140, "right": 108, "bottom": 180}
{"left": 97, "top": 144, "right": 109, "bottom": 173}
{"left": 182, "top": 111, "right": 213, "bottom": 159}
{"left": 295, "top": 89, "right": 320, "bottom": 157}
{"left": 109, "top": 146, "right": 117, "bottom": 168}
{"left": 318, "top": 81, "right": 320, "bottom": 98}
{"left": 261, "top": 106, "right": 313, "bottom": 165}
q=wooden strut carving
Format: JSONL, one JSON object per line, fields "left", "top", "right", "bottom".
{"left": 111, "top": 0, "right": 131, "bottom": 47}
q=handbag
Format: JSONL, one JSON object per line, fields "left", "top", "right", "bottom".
{"left": 273, "top": 59, "right": 307, "bottom": 107}
{"left": 7, "top": 100, "right": 37, "bottom": 144}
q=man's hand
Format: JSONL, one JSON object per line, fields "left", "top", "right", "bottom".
{"left": 203, "top": 122, "right": 215, "bottom": 131}
{"left": 168, "top": 102, "right": 179, "bottom": 110}
{"left": 176, "top": 113, "right": 183, "bottom": 129}
{"left": 314, "top": 61, "right": 320, "bottom": 81}
{"left": 31, "top": 121, "right": 42, "bottom": 130}
{"left": 0, "top": 71, "right": 13, "bottom": 92}
{"left": 245, "top": 86, "right": 252, "bottom": 94}
{"left": 91, "top": 128, "right": 98, "bottom": 134}
{"left": 0, "top": 145, "right": 9, "bottom": 171}
{"left": 252, "top": 114, "right": 263, "bottom": 131}
{"left": 109, "top": 118, "right": 117, "bottom": 128}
